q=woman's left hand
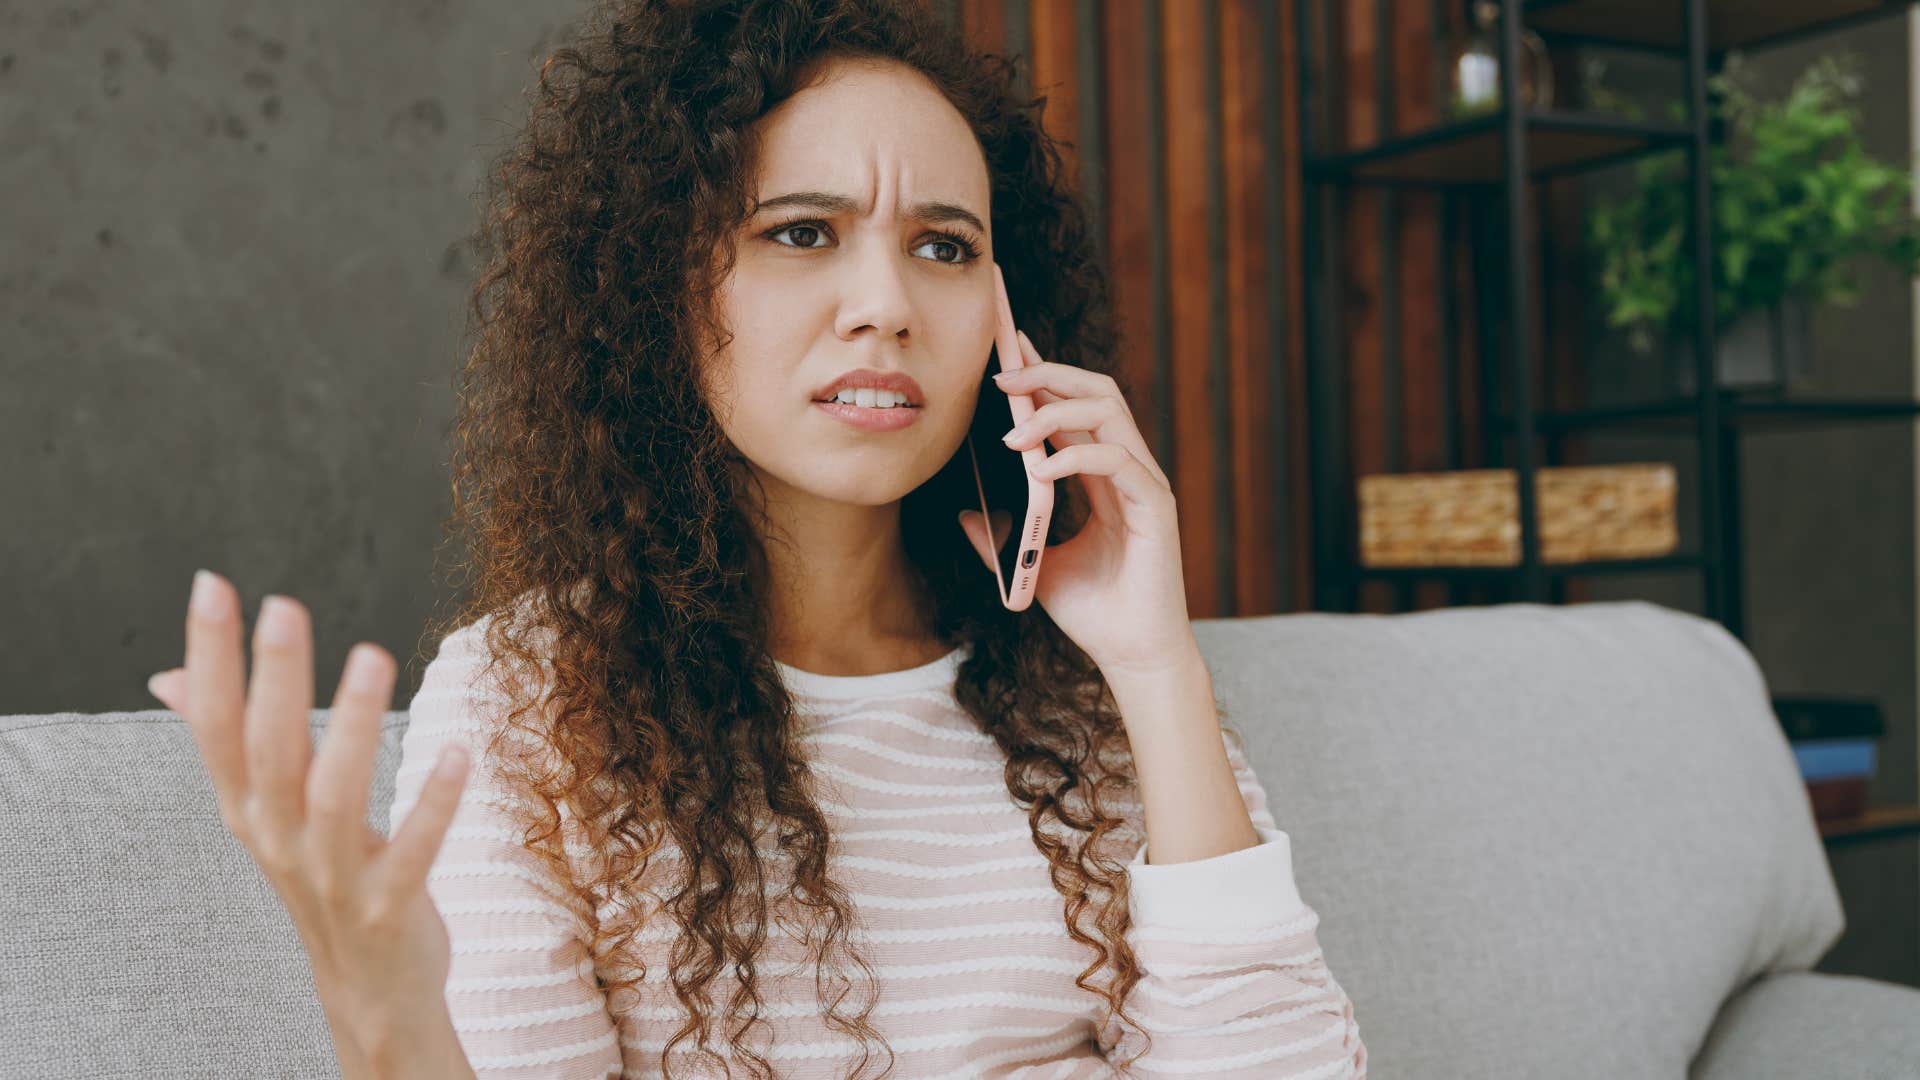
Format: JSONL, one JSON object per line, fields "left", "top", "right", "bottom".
{"left": 958, "top": 329, "right": 1201, "bottom": 683}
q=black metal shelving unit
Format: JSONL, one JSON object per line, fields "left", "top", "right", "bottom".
{"left": 1294, "top": 0, "right": 1920, "bottom": 846}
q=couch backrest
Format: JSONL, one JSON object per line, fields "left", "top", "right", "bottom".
{"left": 0, "top": 707, "right": 409, "bottom": 1075}
{"left": 1189, "top": 599, "right": 1844, "bottom": 1079}
{"left": 0, "top": 600, "right": 1842, "bottom": 1077}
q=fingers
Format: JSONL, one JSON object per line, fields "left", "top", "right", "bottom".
{"left": 308, "top": 642, "right": 398, "bottom": 898}
{"left": 375, "top": 743, "right": 470, "bottom": 903}
{"left": 1002, "top": 397, "right": 1106, "bottom": 452}
{"left": 147, "top": 667, "right": 185, "bottom": 710}
{"left": 181, "top": 570, "right": 252, "bottom": 829}
{"left": 1001, "top": 393, "right": 1155, "bottom": 527}
{"left": 243, "top": 594, "right": 317, "bottom": 840}
{"left": 1014, "top": 330, "right": 1051, "bottom": 380}
{"left": 1025, "top": 442, "right": 1174, "bottom": 510}
{"left": 992, "top": 335, "right": 1122, "bottom": 402}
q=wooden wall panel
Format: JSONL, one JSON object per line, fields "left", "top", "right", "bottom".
{"left": 1094, "top": 0, "right": 1163, "bottom": 537}
{"left": 957, "top": 0, "right": 1007, "bottom": 62}
{"left": 1392, "top": 0, "right": 1449, "bottom": 613}
{"left": 1161, "top": 1, "right": 1225, "bottom": 615}
{"left": 1278, "top": 0, "right": 1313, "bottom": 614}
{"left": 947, "top": 0, "right": 1320, "bottom": 617}
{"left": 1027, "top": 1, "right": 1082, "bottom": 189}
{"left": 1223, "top": 0, "right": 1282, "bottom": 615}
{"left": 1338, "top": 0, "right": 1393, "bottom": 614}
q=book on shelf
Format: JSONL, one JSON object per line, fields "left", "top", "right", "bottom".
{"left": 1793, "top": 739, "right": 1876, "bottom": 783}
{"left": 1773, "top": 696, "right": 1883, "bottom": 742}
{"left": 1808, "top": 776, "right": 1870, "bottom": 822}
{"left": 1773, "top": 698, "right": 1884, "bottom": 825}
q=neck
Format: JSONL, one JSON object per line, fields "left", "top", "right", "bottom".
{"left": 745, "top": 470, "right": 943, "bottom": 674}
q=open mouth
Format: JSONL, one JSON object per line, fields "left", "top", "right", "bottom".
{"left": 811, "top": 393, "right": 921, "bottom": 410}
{"left": 812, "top": 398, "right": 925, "bottom": 430}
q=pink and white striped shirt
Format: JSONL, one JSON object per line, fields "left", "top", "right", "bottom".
{"left": 388, "top": 619, "right": 1367, "bottom": 1078}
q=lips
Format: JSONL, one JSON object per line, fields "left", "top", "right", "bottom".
{"left": 809, "top": 367, "right": 926, "bottom": 406}
{"left": 812, "top": 398, "right": 925, "bottom": 431}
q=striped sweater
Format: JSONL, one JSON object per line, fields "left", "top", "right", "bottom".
{"left": 388, "top": 620, "right": 1367, "bottom": 1079}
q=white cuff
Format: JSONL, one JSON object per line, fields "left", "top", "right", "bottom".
{"left": 1127, "top": 824, "right": 1305, "bottom": 930}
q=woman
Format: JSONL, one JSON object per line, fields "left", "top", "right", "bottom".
{"left": 147, "top": 1, "right": 1366, "bottom": 1076}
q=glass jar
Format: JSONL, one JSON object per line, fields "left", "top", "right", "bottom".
{"left": 1446, "top": 0, "right": 1554, "bottom": 118}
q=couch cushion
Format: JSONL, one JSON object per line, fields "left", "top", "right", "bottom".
{"left": 0, "top": 708, "right": 409, "bottom": 1077}
{"left": 1189, "top": 600, "right": 1846, "bottom": 1080}
{"left": 1690, "top": 970, "right": 1920, "bottom": 1079}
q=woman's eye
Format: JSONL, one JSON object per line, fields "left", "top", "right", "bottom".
{"left": 914, "top": 236, "right": 978, "bottom": 264}
{"left": 765, "top": 221, "right": 979, "bottom": 264}
{"left": 769, "top": 222, "right": 829, "bottom": 249}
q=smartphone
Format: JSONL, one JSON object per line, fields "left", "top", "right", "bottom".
{"left": 966, "top": 261, "right": 1055, "bottom": 611}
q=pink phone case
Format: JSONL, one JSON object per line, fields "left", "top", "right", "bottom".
{"left": 965, "top": 262, "right": 1054, "bottom": 611}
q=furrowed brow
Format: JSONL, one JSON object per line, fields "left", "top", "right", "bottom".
{"left": 751, "top": 191, "right": 986, "bottom": 234}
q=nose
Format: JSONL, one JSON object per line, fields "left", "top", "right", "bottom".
{"left": 832, "top": 235, "right": 915, "bottom": 344}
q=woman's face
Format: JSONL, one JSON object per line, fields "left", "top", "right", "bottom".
{"left": 704, "top": 56, "right": 996, "bottom": 513}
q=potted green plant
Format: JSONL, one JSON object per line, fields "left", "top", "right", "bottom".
{"left": 1584, "top": 52, "right": 1920, "bottom": 394}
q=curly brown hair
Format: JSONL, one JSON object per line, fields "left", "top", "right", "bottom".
{"left": 421, "top": 0, "right": 1203, "bottom": 1075}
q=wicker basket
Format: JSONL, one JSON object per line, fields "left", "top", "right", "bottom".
{"left": 1358, "top": 463, "right": 1678, "bottom": 567}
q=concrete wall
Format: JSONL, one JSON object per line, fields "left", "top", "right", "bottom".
{"left": 1, "top": 1, "right": 593, "bottom": 707}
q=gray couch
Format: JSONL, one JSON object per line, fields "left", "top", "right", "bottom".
{"left": 4, "top": 599, "right": 1916, "bottom": 1077}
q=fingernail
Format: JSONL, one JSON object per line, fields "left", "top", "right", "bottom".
{"left": 259, "top": 595, "right": 301, "bottom": 645}
{"left": 145, "top": 672, "right": 165, "bottom": 700}
{"left": 343, "top": 643, "right": 384, "bottom": 692}
{"left": 992, "top": 370, "right": 1013, "bottom": 383}
{"left": 189, "top": 569, "right": 222, "bottom": 619}
{"left": 1001, "top": 427, "right": 1020, "bottom": 443}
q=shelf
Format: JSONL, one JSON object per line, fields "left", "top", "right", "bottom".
{"left": 1297, "top": 0, "right": 1920, "bottom": 627}
{"left": 1527, "top": 0, "right": 1908, "bottom": 55}
{"left": 1819, "top": 803, "right": 1920, "bottom": 845}
{"left": 1305, "top": 110, "right": 1689, "bottom": 186}
{"left": 1353, "top": 553, "right": 1704, "bottom": 581}
{"left": 1489, "top": 395, "right": 1920, "bottom": 435}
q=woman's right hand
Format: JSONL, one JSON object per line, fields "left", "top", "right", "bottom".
{"left": 146, "top": 570, "right": 474, "bottom": 1052}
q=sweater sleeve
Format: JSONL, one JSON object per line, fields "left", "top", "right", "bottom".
{"left": 387, "top": 621, "right": 625, "bottom": 1079}
{"left": 1098, "top": 727, "right": 1368, "bottom": 1078}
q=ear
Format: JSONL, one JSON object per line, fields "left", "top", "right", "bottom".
{"left": 957, "top": 510, "right": 992, "bottom": 570}
{"left": 956, "top": 509, "right": 1014, "bottom": 572}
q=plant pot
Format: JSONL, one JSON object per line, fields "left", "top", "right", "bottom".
{"left": 1669, "top": 295, "right": 1814, "bottom": 396}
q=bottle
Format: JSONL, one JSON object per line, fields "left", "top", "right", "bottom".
{"left": 1446, "top": 1, "right": 1553, "bottom": 118}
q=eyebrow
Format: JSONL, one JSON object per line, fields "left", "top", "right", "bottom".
{"left": 750, "top": 191, "right": 987, "bottom": 235}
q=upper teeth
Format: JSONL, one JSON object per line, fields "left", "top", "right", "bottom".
{"left": 827, "top": 388, "right": 911, "bottom": 408}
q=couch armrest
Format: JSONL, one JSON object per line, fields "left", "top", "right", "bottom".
{"left": 1690, "top": 970, "right": 1920, "bottom": 1080}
